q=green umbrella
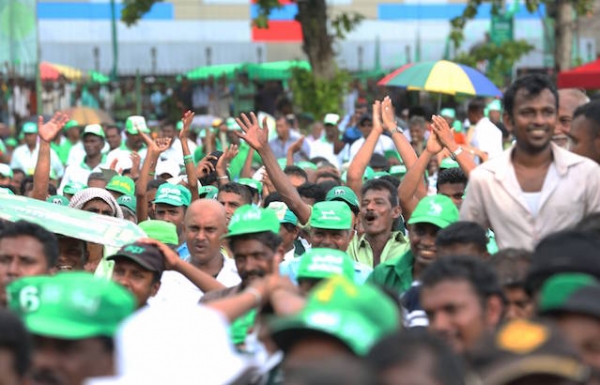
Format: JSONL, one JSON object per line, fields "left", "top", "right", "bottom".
{"left": 246, "top": 60, "right": 311, "bottom": 80}
{"left": 186, "top": 63, "right": 244, "bottom": 80}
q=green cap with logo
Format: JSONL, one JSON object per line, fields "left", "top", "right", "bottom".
{"left": 106, "top": 175, "right": 135, "bottom": 197}
{"left": 125, "top": 116, "right": 150, "bottom": 135}
{"left": 22, "top": 121, "right": 38, "bottom": 135}
{"left": 7, "top": 273, "right": 136, "bottom": 339}
{"left": 226, "top": 118, "right": 241, "bottom": 131}
{"left": 389, "top": 164, "right": 407, "bottom": 178}
{"left": 224, "top": 204, "right": 280, "bottom": 239}
{"left": 268, "top": 202, "right": 298, "bottom": 226}
{"left": 310, "top": 201, "right": 352, "bottom": 230}
{"left": 407, "top": 194, "right": 459, "bottom": 229}
{"left": 5, "top": 138, "right": 17, "bottom": 147}
{"left": 63, "top": 120, "right": 79, "bottom": 131}
{"left": 138, "top": 220, "right": 179, "bottom": 246}
{"left": 238, "top": 178, "right": 263, "bottom": 195}
{"left": 117, "top": 195, "right": 137, "bottom": 213}
{"left": 154, "top": 183, "right": 192, "bottom": 207}
{"left": 198, "top": 185, "right": 218, "bottom": 200}
{"left": 0, "top": 163, "right": 13, "bottom": 178}
{"left": 46, "top": 195, "right": 69, "bottom": 206}
{"left": 270, "top": 276, "right": 400, "bottom": 356}
{"left": 440, "top": 158, "right": 459, "bottom": 169}
{"left": 82, "top": 124, "right": 106, "bottom": 139}
{"left": 325, "top": 186, "right": 359, "bottom": 214}
{"left": 297, "top": 248, "right": 355, "bottom": 281}
{"left": 63, "top": 182, "right": 86, "bottom": 195}
{"left": 440, "top": 108, "right": 456, "bottom": 119}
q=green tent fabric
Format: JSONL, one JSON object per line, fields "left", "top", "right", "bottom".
{"left": 246, "top": 61, "right": 311, "bottom": 80}
{"left": 186, "top": 63, "right": 243, "bottom": 80}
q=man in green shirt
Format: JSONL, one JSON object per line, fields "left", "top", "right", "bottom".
{"left": 347, "top": 179, "right": 409, "bottom": 268}
{"left": 368, "top": 194, "right": 459, "bottom": 294}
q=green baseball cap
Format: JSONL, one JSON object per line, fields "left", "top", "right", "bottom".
{"left": 224, "top": 205, "right": 280, "bottom": 239}
{"left": 5, "top": 137, "right": 18, "bottom": 147}
{"left": 297, "top": 248, "right": 355, "bottom": 281}
{"left": 372, "top": 171, "right": 390, "bottom": 179}
{"left": 488, "top": 99, "right": 502, "bottom": 112}
{"left": 198, "top": 185, "right": 218, "bottom": 200}
{"left": 22, "top": 121, "right": 38, "bottom": 134}
{"left": 323, "top": 113, "right": 340, "bottom": 126}
{"left": 297, "top": 161, "right": 318, "bottom": 171}
{"left": 138, "top": 220, "right": 179, "bottom": 246}
{"left": 363, "top": 166, "right": 375, "bottom": 180}
{"left": 106, "top": 175, "right": 135, "bottom": 197}
{"left": 117, "top": 195, "right": 137, "bottom": 213}
{"left": 226, "top": 118, "right": 241, "bottom": 131}
{"left": 125, "top": 116, "right": 150, "bottom": 135}
{"left": 176, "top": 121, "right": 184, "bottom": 131}
{"left": 46, "top": 195, "right": 69, "bottom": 206}
{"left": 154, "top": 183, "right": 191, "bottom": 207}
{"left": 107, "top": 242, "right": 166, "bottom": 274}
{"left": 538, "top": 273, "right": 598, "bottom": 313}
{"left": 238, "top": 178, "right": 263, "bottom": 195}
{"left": 268, "top": 202, "right": 298, "bottom": 226}
{"left": 270, "top": 276, "right": 400, "bottom": 356}
{"left": 63, "top": 182, "right": 86, "bottom": 195}
{"left": 325, "top": 186, "right": 359, "bottom": 214}
{"left": 389, "top": 164, "right": 407, "bottom": 177}
{"left": 82, "top": 124, "right": 106, "bottom": 139}
{"left": 0, "top": 163, "right": 13, "bottom": 178}
{"left": 407, "top": 194, "right": 459, "bottom": 229}
{"left": 7, "top": 273, "right": 136, "bottom": 339}
{"left": 440, "top": 108, "right": 456, "bottom": 119}
{"left": 310, "top": 201, "right": 352, "bottom": 230}
{"left": 440, "top": 158, "right": 459, "bottom": 169}
{"left": 63, "top": 120, "right": 79, "bottom": 131}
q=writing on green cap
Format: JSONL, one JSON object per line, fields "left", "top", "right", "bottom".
{"left": 297, "top": 248, "right": 355, "bottom": 281}
{"left": 270, "top": 276, "right": 400, "bottom": 356}
{"left": 538, "top": 273, "right": 598, "bottom": 313}
{"left": 106, "top": 175, "right": 135, "bottom": 197}
{"left": 22, "top": 121, "right": 38, "bottom": 134}
{"left": 325, "top": 186, "right": 359, "bottom": 213}
{"left": 117, "top": 195, "right": 137, "bottom": 213}
{"left": 389, "top": 164, "right": 407, "bottom": 176}
{"left": 138, "top": 220, "right": 179, "bottom": 246}
{"left": 7, "top": 273, "right": 136, "bottom": 339}
{"left": 154, "top": 183, "right": 192, "bottom": 207}
{"left": 46, "top": 195, "right": 69, "bottom": 206}
{"left": 198, "top": 185, "right": 218, "bottom": 200}
{"left": 407, "top": 195, "right": 459, "bottom": 229}
{"left": 224, "top": 205, "right": 280, "bottom": 239}
{"left": 310, "top": 201, "right": 352, "bottom": 230}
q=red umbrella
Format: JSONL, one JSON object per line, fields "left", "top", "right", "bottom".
{"left": 557, "top": 59, "right": 600, "bottom": 89}
{"left": 40, "top": 62, "right": 61, "bottom": 81}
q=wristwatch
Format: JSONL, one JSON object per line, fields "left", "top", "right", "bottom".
{"left": 393, "top": 125, "right": 404, "bottom": 135}
{"left": 450, "top": 146, "right": 464, "bottom": 160}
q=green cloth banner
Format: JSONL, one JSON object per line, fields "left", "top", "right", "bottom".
{"left": 0, "top": 0, "right": 37, "bottom": 67}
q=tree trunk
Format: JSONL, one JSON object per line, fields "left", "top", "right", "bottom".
{"left": 296, "top": 0, "right": 336, "bottom": 80}
{"left": 555, "top": 0, "right": 574, "bottom": 71}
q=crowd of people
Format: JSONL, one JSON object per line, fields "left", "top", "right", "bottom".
{"left": 0, "top": 72, "right": 600, "bottom": 385}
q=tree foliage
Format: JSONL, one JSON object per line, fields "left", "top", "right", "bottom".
{"left": 454, "top": 40, "right": 534, "bottom": 87}
{"left": 289, "top": 67, "right": 350, "bottom": 120}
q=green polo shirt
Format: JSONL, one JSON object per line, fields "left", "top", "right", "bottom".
{"left": 367, "top": 250, "right": 414, "bottom": 294}
{"left": 347, "top": 231, "right": 410, "bottom": 268}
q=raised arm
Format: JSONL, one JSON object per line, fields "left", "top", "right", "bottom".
{"left": 180, "top": 111, "right": 199, "bottom": 202}
{"left": 286, "top": 136, "right": 305, "bottom": 166}
{"left": 431, "top": 115, "right": 477, "bottom": 177}
{"left": 381, "top": 96, "right": 418, "bottom": 169}
{"left": 347, "top": 101, "right": 384, "bottom": 198}
{"left": 135, "top": 132, "right": 171, "bottom": 222}
{"left": 235, "top": 113, "right": 311, "bottom": 225}
{"left": 32, "top": 113, "right": 69, "bottom": 200}
{"left": 240, "top": 146, "right": 256, "bottom": 179}
{"left": 215, "top": 144, "right": 239, "bottom": 186}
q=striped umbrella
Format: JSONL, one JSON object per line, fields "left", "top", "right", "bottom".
{"left": 378, "top": 60, "right": 502, "bottom": 97}
{"left": 40, "top": 62, "right": 84, "bottom": 81}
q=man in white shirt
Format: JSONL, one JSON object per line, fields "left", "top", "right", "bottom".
{"left": 10, "top": 121, "right": 64, "bottom": 178}
{"left": 269, "top": 116, "right": 311, "bottom": 162}
{"left": 106, "top": 116, "right": 148, "bottom": 169}
{"left": 58, "top": 124, "right": 108, "bottom": 194}
{"left": 349, "top": 113, "right": 396, "bottom": 160}
{"left": 149, "top": 199, "right": 240, "bottom": 305}
{"left": 158, "top": 120, "right": 197, "bottom": 166}
{"left": 467, "top": 98, "right": 503, "bottom": 160}
{"left": 309, "top": 113, "right": 350, "bottom": 168}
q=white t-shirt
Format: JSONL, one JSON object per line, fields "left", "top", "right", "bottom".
{"left": 10, "top": 143, "right": 64, "bottom": 178}
{"left": 309, "top": 140, "right": 350, "bottom": 169}
{"left": 159, "top": 138, "right": 197, "bottom": 166}
{"left": 58, "top": 158, "right": 108, "bottom": 194}
{"left": 470, "top": 117, "right": 503, "bottom": 160}
{"left": 349, "top": 135, "right": 396, "bottom": 160}
{"left": 148, "top": 256, "right": 241, "bottom": 305}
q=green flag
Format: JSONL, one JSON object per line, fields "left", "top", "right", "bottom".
{"left": 0, "top": 0, "right": 38, "bottom": 66}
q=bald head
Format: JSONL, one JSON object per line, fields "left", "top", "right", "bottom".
{"left": 555, "top": 89, "right": 590, "bottom": 143}
{"left": 185, "top": 199, "right": 227, "bottom": 266}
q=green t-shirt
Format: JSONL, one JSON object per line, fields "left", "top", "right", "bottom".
{"left": 57, "top": 140, "right": 74, "bottom": 165}
{"left": 228, "top": 142, "right": 262, "bottom": 180}
{"left": 367, "top": 250, "right": 414, "bottom": 295}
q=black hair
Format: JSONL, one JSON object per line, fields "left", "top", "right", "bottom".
{"left": 0, "top": 308, "right": 31, "bottom": 378}
{"left": 503, "top": 74, "right": 558, "bottom": 120}
{"left": 467, "top": 98, "right": 487, "bottom": 114}
{"left": 0, "top": 184, "right": 17, "bottom": 194}
{"left": 315, "top": 171, "right": 342, "bottom": 185}
{"left": 317, "top": 180, "right": 338, "bottom": 195}
{"left": 367, "top": 329, "right": 464, "bottom": 385}
{"left": 379, "top": 175, "right": 400, "bottom": 190}
{"left": 573, "top": 100, "right": 600, "bottom": 137}
{"left": 47, "top": 184, "right": 57, "bottom": 195}
{"left": 282, "top": 222, "right": 298, "bottom": 233}
{"left": 104, "top": 125, "right": 121, "bottom": 134}
{"left": 421, "top": 255, "right": 503, "bottom": 305}
{"left": 218, "top": 183, "right": 253, "bottom": 205}
{"left": 87, "top": 172, "right": 105, "bottom": 184}
{"left": 228, "top": 231, "right": 282, "bottom": 253}
{"left": 489, "top": 248, "right": 532, "bottom": 288}
{"left": 160, "top": 120, "right": 177, "bottom": 130}
{"left": 310, "top": 156, "right": 330, "bottom": 165}
{"left": 435, "top": 221, "right": 488, "bottom": 254}
{"left": 147, "top": 178, "right": 167, "bottom": 191}
{"left": 361, "top": 179, "right": 398, "bottom": 207}
{"left": 12, "top": 169, "right": 25, "bottom": 177}
{"left": 284, "top": 356, "right": 378, "bottom": 385}
{"left": 97, "top": 336, "right": 115, "bottom": 353}
{"left": 263, "top": 192, "right": 282, "bottom": 208}
{"left": 0, "top": 220, "right": 58, "bottom": 268}
{"left": 575, "top": 212, "right": 600, "bottom": 238}
{"left": 436, "top": 168, "right": 467, "bottom": 190}
{"left": 297, "top": 183, "right": 326, "bottom": 203}
{"left": 19, "top": 176, "right": 33, "bottom": 196}
{"left": 284, "top": 165, "right": 308, "bottom": 182}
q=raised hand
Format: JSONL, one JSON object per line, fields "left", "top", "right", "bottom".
{"left": 137, "top": 238, "right": 180, "bottom": 270}
{"left": 372, "top": 100, "right": 384, "bottom": 136}
{"left": 288, "top": 136, "right": 305, "bottom": 155}
{"left": 140, "top": 130, "right": 171, "bottom": 155}
{"left": 431, "top": 115, "right": 457, "bottom": 151}
{"left": 216, "top": 144, "right": 239, "bottom": 172}
{"left": 426, "top": 129, "right": 444, "bottom": 155}
{"left": 381, "top": 96, "right": 397, "bottom": 133}
{"left": 38, "top": 112, "right": 70, "bottom": 142}
{"left": 180, "top": 110, "right": 194, "bottom": 140}
{"left": 196, "top": 154, "right": 218, "bottom": 179}
{"left": 235, "top": 112, "right": 269, "bottom": 152}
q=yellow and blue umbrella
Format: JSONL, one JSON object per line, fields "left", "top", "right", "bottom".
{"left": 378, "top": 60, "right": 502, "bottom": 97}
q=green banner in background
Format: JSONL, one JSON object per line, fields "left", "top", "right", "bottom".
{"left": 0, "top": 0, "right": 38, "bottom": 67}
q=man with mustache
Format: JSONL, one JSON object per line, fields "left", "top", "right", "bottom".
{"left": 461, "top": 74, "right": 600, "bottom": 250}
